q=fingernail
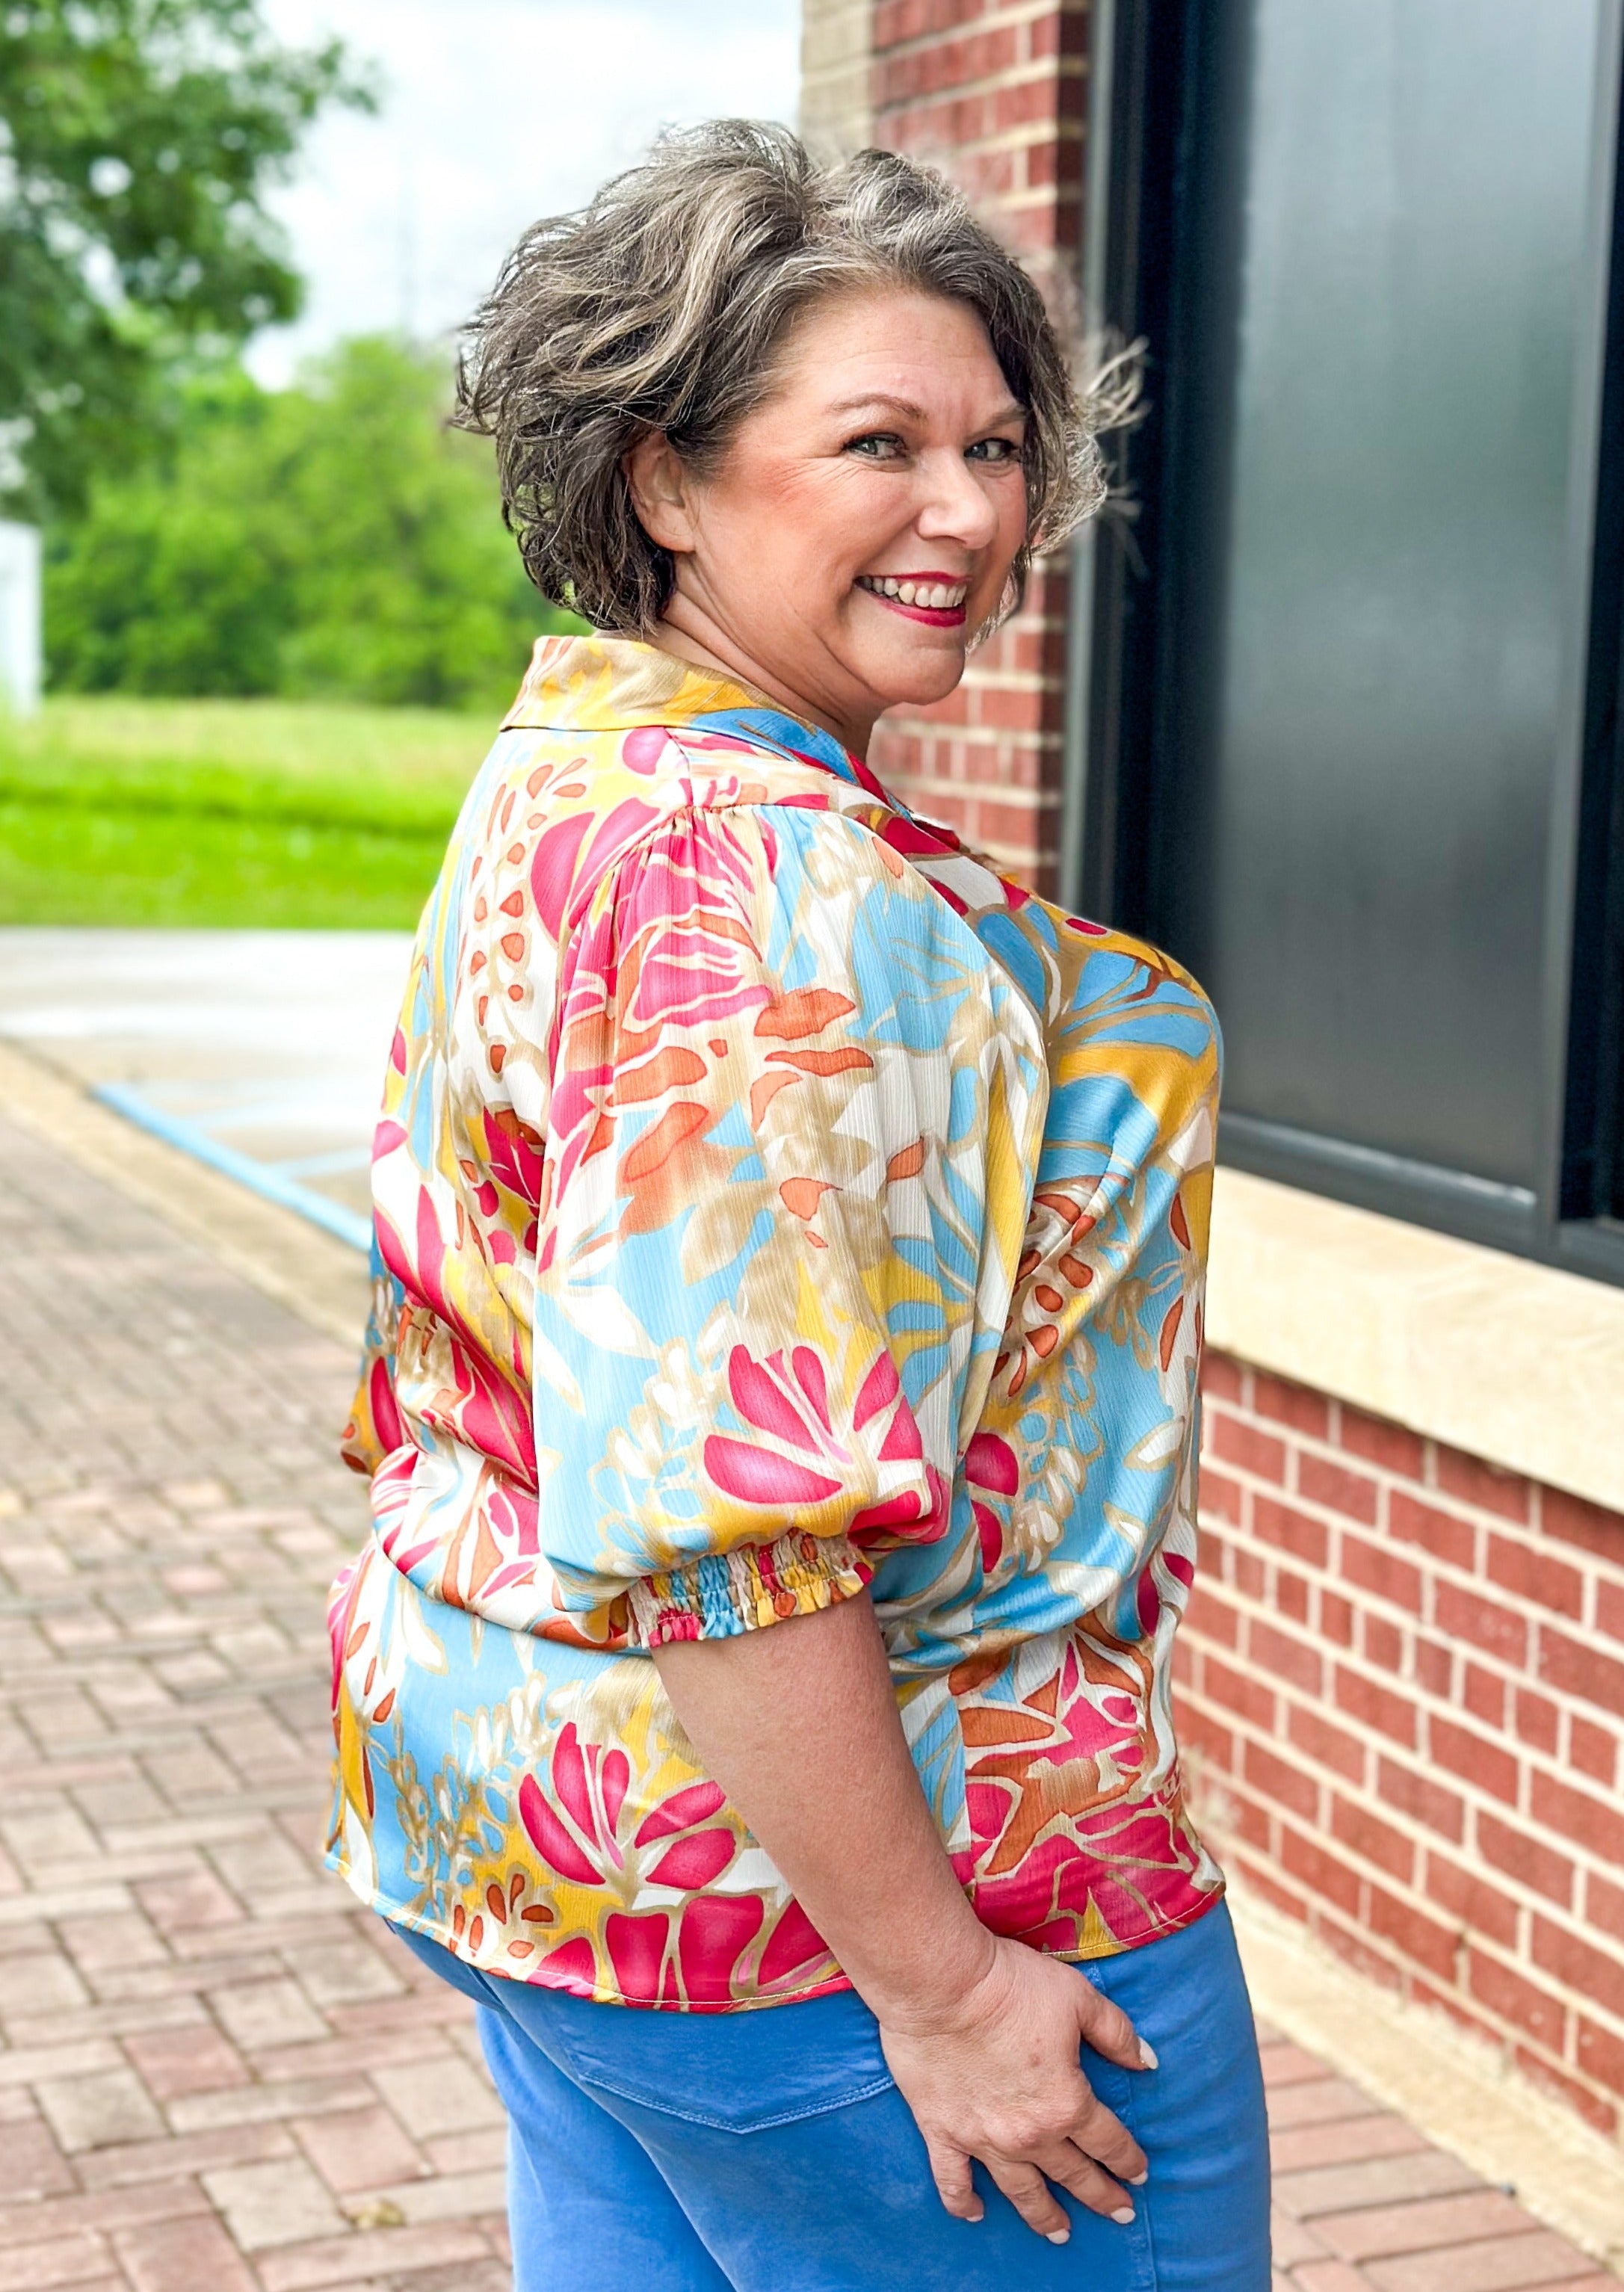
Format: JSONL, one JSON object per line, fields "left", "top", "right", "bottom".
{"left": 1112, "top": 2205, "right": 1136, "bottom": 2225}
{"left": 1046, "top": 2230, "right": 1070, "bottom": 2245}
{"left": 1137, "top": 2039, "right": 1159, "bottom": 2069}
{"left": 1129, "top": 2169, "right": 1149, "bottom": 2186}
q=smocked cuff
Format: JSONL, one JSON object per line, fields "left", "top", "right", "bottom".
{"left": 626, "top": 1530, "right": 871, "bottom": 1649}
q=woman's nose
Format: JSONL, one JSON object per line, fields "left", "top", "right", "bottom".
{"left": 914, "top": 450, "right": 1001, "bottom": 549}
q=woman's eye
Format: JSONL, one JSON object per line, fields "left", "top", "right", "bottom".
{"left": 969, "top": 437, "right": 1024, "bottom": 466}
{"left": 845, "top": 432, "right": 907, "bottom": 461}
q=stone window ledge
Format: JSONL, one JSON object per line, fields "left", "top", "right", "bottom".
{"left": 1205, "top": 1169, "right": 1624, "bottom": 1516}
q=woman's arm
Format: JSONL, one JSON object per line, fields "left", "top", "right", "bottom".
{"left": 653, "top": 1591, "right": 1152, "bottom": 2243}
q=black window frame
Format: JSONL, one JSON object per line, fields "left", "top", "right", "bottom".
{"left": 1067, "top": 0, "right": 1624, "bottom": 1289}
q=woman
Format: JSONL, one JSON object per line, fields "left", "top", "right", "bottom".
{"left": 326, "top": 121, "right": 1268, "bottom": 2291}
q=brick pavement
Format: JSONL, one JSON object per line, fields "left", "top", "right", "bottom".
{"left": 0, "top": 1102, "right": 1614, "bottom": 2291}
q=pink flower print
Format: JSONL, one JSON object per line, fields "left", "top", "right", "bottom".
{"left": 379, "top": 1190, "right": 535, "bottom": 1486}
{"left": 516, "top": 1730, "right": 807, "bottom": 2005}
{"left": 1134, "top": 1545, "right": 1194, "bottom": 1637}
{"left": 622, "top": 725, "right": 670, "bottom": 773}
{"left": 518, "top": 1729, "right": 739, "bottom": 1900}
{"left": 614, "top": 817, "right": 770, "bottom": 1019}
{"left": 481, "top": 1107, "right": 544, "bottom": 1215}
{"left": 850, "top": 1351, "right": 945, "bottom": 1545}
{"left": 633, "top": 1778, "right": 729, "bottom": 1868}
{"left": 678, "top": 1893, "right": 765, "bottom": 2006}
{"left": 531, "top": 812, "right": 595, "bottom": 939}
{"left": 756, "top": 1899, "right": 828, "bottom": 1988}
{"left": 964, "top": 1430, "right": 1019, "bottom": 1574}
{"left": 954, "top": 1628, "right": 1159, "bottom": 1955}
{"left": 519, "top": 1723, "right": 632, "bottom": 1881}
{"left": 534, "top": 1936, "right": 597, "bottom": 1995}
{"left": 537, "top": 795, "right": 664, "bottom": 940}
{"left": 703, "top": 1345, "right": 848, "bottom": 1508}
{"left": 605, "top": 1911, "right": 668, "bottom": 2000}
{"left": 627, "top": 922, "right": 771, "bottom": 1034}
{"left": 701, "top": 1343, "right": 942, "bottom": 1544}
{"left": 642, "top": 1821, "right": 735, "bottom": 1891}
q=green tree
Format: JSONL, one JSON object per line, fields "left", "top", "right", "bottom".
{"left": 0, "top": 0, "right": 368, "bottom": 516}
{"left": 46, "top": 336, "right": 579, "bottom": 710}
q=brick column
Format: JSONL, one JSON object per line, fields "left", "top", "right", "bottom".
{"left": 866, "top": 0, "right": 1090, "bottom": 894}
{"left": 800, "top": 0, "right": 876, "bottom": 158}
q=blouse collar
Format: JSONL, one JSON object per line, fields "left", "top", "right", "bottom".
{"left": 502, "top": 633, "right": 909, "bottom": 814}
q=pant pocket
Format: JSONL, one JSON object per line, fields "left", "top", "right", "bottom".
{"left": 502, "top": 1978, "right": 897, "bottom": 2134}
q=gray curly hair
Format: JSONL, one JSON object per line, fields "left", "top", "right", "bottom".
{"left": 454, "top": 120, "right": 1108, "bottom": 634}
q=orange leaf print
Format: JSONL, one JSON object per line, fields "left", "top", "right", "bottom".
{"left": 617, "top": 1046, "right": 708, "bottom": 1103}
{"left": 958, "top": 1705, "right": 1056, "bottom": 1747}
{"left": 948, "top": 1646, "right": 1007, "bottom": 1695}
{"left": 753, "top": 988, "right": 857, "bottom": 1039}
{"left": 750, "top": 1072, "right": 798, "bottom": 1128}
{"left": 622, "top": 1102, "right": 711, "bottom": 1181}
{"left": 779, "top": 1176, "right": 835, "bottom": 1221}
{"left": 765, "top": 1048, "right": 873, "bottom": 1078}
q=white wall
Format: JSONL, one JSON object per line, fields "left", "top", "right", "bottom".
{"left": 0, "top": 522, "right": 42, "bottom": 716}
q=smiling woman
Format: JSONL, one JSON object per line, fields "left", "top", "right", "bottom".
{"left": 619, "top": 289, "right": 1028, "bottom": 744}
{"left": 323, "top": 121, "right": 1268, "bottom": 2292}
{"left": 451, "top": 123, "right": 1095, "bottom": 682}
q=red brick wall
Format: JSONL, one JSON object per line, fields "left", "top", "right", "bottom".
{"left": 868, "top": 0, "right": 1090, "bottom": 893}
{"left": 1183, "top": 1352, "right": 1624, "bottom": 2135}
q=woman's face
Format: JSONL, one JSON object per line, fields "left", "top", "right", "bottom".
{"left": 626, "top": 288, "right": 1031, "bottom": 753}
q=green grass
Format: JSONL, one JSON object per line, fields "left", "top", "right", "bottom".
{"left": 0, "top": 696, "right": 495, "bottom": 926}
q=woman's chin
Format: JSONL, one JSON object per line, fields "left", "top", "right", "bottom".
{"left": 859, "top": 640, "right": 969, "bottom": 714}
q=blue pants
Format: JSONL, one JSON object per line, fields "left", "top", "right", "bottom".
{"left": 392, "top": 1898, "right": 1269, "bottom": 2291}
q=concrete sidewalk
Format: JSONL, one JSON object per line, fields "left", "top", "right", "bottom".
{"left": 0, "top": 1097, "right": 1612, "bottom": 2292}
{"left": 0, "top": 929, "right": 410, "bottom": 1247}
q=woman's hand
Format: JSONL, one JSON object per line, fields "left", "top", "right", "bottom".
{"left": 877, "top": 1933, "right": 1152, "bottom": 2241}
{"left": 653, "top": 1595, "right": 1154, "bottom": 2243}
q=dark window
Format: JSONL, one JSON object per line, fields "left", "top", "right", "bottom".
{"left": 1564, "top": 141, "right": 1624, "bottom": 1256}
{"left": 1074, "top": 0, "right": 1624, "bottom": 1284}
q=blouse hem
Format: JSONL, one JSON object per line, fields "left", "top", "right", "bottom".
{"left": 324, "top": 1844, "right": 1227, "bottom": 2012}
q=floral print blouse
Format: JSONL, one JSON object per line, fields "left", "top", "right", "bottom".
{"left": 325, "top": 634, "right": 1225, "bottom": 2010}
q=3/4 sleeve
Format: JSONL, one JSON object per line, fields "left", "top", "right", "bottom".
{"left": 528, "top": 800, "right": 1043, "bottom": 1648}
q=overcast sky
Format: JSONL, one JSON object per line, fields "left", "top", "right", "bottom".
{"left": 251, "top": 1, "right": 803, "bottom": 385}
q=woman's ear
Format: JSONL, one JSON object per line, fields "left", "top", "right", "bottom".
{"left": 624, "top": 431, "right": 697, "bottom": 554}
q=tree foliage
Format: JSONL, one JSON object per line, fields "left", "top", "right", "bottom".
{"left": 0, "top": 0, "right": 367, "bottom": 514}
{"left": 46, "top": 336, "right": 579, "bottom": 711}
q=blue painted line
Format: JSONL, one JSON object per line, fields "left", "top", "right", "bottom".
{"left": 94, "top": 1083, "right": 373, "bottom": 1255}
